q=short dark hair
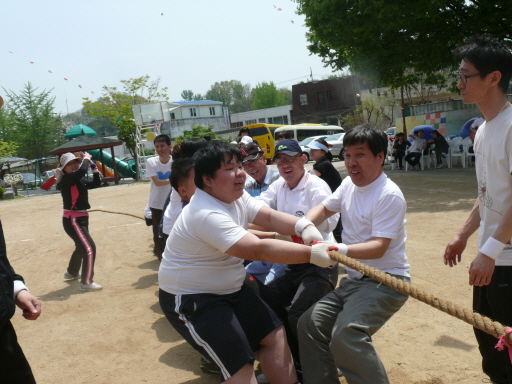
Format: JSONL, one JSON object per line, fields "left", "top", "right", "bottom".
{"left": 154, "top": 134, "right": 171, "bottom": 146}
{"left": 172, "top": 138, "right": 208, "bottom": 160}
{"left": 454, "top": 35, "right": 512, "bottom": 94}
{"left": 343, "top": 124, "right": 387, "bottom": 158}
{"left": 194, "top": 141, "right": 242, "bottom": 189}
{"left": 276, "top": 131, "right": 292, "bottom": 140}
{"left": 170, "top": 158, "right": 195, "bottom": 192}
{"left": 416, "top": 129, "right": 424, "bottom": 134}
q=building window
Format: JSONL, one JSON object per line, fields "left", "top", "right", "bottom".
{"left": 190, "top": 108, "right": 197, "bottom": 117}
{"left": 170, "top": 113, "right": 175, "bottom": 120}
{"left": 258, "top": 118, "right": 266, "bottom": 123}
{"left": 245, "top": 119, "right": 257, "bottom": 125}
{"left": 230, "top": 121, "right": 243, "bottom": 128}
{"left": 209, "top": 107, "right": 215, "bottom": 116}
{"left": 300, "top": 94, "right": 308, "bottom": 106}
{"left": 317, "top": 91, "right": 327, "bottom": 104}
{"left": 329, "top": 89, "right": 338, "bottom": 101}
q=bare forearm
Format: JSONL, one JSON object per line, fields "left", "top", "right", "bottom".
{"left": 253, "top": 206, "right": 298, "bottom": 236}
{"left": 306, "top": 204, "right": 335, "bottom": 227}
{"left": 491, "top": 202, "right": 512, "bottom": 243}
{"left": 456, "top": 198, "right": 481, "bottom": 240}
{"left": 252, "top": 239, "right": 311, "bottom": 264}
{"left": 153, "top": 179, "right": 170, "bottom": 186}
{"left": 346, "top": 238, "right": 390, "bottom": 260}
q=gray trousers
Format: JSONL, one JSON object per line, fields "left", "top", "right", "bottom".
{"left": 298, "top": 275, "right": 410, "bottom": 384}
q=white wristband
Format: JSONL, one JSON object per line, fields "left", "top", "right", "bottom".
{"left": 479, "top": 237, "right": 506, "bottom": 260}
{"left": 295, "top": 217, "right": 314, "bottom": 237}
{"left": 337, "top": 243, "right": 349, "bottom": 256}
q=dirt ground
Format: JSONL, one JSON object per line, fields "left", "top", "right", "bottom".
{"left": 2, "top": 163, "right": 490, "bottom": 384}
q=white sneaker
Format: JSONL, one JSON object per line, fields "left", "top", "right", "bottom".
{"left": 256, "top": 372, "right": 271, "bottom": 384}
{"left": 80, "top": 282, "right": 103, "bottom": 292}
{"left": 436, "top": 164, "right": 443, "bottom": 169}
{"left": 63, "top": 271, "right": 80, "bottom": 280}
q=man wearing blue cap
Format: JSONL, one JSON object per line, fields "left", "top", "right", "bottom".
{"left": 254, "top": 139, "right": 339, "bottom": 380}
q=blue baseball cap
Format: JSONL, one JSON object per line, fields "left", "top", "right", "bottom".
{"left": 274, "top": 139, "right": 302, "bottom": 156}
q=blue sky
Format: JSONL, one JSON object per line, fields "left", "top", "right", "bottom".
{"left": 0, "top": 0, "right": 335, "bottom": 115}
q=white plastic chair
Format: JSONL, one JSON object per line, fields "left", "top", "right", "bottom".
{"left": 447, "top": 137, "right": 465, "bottom": 168}
{"left": 462, "top": 137, "right": 475, "bottom": 167}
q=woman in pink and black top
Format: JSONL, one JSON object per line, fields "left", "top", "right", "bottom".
{"left": 55, "top": 152, "right": 102, "bottom": 292}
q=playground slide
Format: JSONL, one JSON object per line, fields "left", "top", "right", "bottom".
{"left": 89, "top": 149, "right": 137, "bottom": 179}
{"left": 94, "top": 160, "right": 115, "bottom": 177}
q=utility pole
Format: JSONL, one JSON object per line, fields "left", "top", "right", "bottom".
{"left": 401, "top": 86, "right": 407, "bottom": 136}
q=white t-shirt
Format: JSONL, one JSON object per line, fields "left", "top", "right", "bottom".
{"left": 159, "top": 188, "right": 264, "bottom": 295}
{"left": 162, "top": 187, "right": 184, "bottom": 235}
{"left": 257, "top": 171, "right": 339, "bottom": 240}
{"left": 322, "top": 173, "right": 410, "bottom": 279}
{"left": 146, "top": 156, "right": 172, "bottom": 210}
{"left": 410, "top": 137, "right": 426, "bottom": 153}
{"left": 474, "top": 107, "right": 512, "bottom": 265}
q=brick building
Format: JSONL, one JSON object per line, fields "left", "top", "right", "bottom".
{"left": 291, "top": 76, "right": 364, "bottom": 125}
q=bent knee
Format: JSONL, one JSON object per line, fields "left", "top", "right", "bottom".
{"left": 260, "top": 324, "right": 286, "bottom": 347}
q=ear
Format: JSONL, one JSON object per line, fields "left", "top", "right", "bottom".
{"left": 202, "top": 174, "right": 213, "bottom": 188}
{"left": 488, "top": 70, "right": 502, "bottom": 88}
{"left": 178, "top": 186, "right": 187, "bottom": 198}
{"left": 301, "top": 154, "right": 307, "bottom": 164}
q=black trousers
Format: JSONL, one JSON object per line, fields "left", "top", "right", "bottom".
{"left": 392, "top": 150, "right": 406, "bottom": 168}
{"left": 0, "top": 321, "right": 36, "bottom": 384}
{"left": 473, "top": 266, "right": 512, "bottom": 384}
{"left": 150, "top": 208, "right": 163, "bottom": 259}
{"left": 254, "top": 264, "right": 338, "bottom": 365}
{"left": 63, "top": 216, "right": 96, "bottom": 285}
{"left": 405, "top": 152, "right": 422, "bottom": 167}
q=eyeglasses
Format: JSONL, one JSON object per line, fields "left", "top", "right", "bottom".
{"left": 242, "top": 153, "right": 261, "bottom": 167}
{"left": 457, "top": 72, "right": 480, "bottom": 84}
{"left": 274, "top": 155, "right": 301, "bottom": 165}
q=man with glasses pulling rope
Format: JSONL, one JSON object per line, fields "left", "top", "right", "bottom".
{"left": 445, "top": 36, "right": 512, "bottom": 384}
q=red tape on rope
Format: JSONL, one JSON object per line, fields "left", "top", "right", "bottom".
{"left": 495, "top": 328, "right": 512, "bottom": 363}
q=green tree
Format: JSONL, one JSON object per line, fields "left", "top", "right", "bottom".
{"left": 205, "top": 80, "right": 252, "bottom": 113}
{"left": 278, "top": 87, "right": 292, "bottom": 105}
{"left": 83, "top": 75, "right": 168, "bottom": 158}
{"left": 174, "top": 124, "right": 218, "bottom": 143}
{"left": 339, "top": 94, "right": 395, "bottom": 129}
{"left": 4, "top": 83, "right": 65, "bottom": 159}
{"left": 181, "top": 90, "right": 204, "bottom": 101}
{"left": 0, "top": 141, "right": 17, "bottom": 158}
{"left": 62, "top": 107, "right": 118, "bottom": 136}
{"left": 251, "top": 81, "right": 287, "bottom": 110}
{"left": 295, "top": 0, "right": 511, "bottom": 87}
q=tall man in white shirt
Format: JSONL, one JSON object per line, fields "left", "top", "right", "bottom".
{"left": 444, "top": 36, "right": 512, "bottom": 384}
{"left": 158, "top": 141, "right": 337, "bottom": 384}
{"left": 299, "top": 125, "right": 410, "bottom": 384}
{"left": 255, "top": 139, "right": 339, "bottom": 375}
{"left": 145, "top": 134, "right": 172, "bottom": 259}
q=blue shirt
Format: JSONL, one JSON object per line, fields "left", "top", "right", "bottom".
{"left": 244, "top": 168, "right": 281, "bottom": 197}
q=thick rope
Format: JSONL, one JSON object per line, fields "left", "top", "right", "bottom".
{"left": 88, "top": 209, "right": 145, "bottom": 221}
{"left": 329, "top": 250, "right": 512, "bottom": 345}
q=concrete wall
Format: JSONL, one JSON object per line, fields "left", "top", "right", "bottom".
{"left": 229, "top": 105, "right": 292, "bottom": 127}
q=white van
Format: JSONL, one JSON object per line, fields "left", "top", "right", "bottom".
{"left": 274, "top": 125, "right": 344, "bottom": 142}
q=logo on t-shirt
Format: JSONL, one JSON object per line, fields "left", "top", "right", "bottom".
{"left": 295, "top": 210, "right": 305, "bottom": 217}
{"left": 157, "top": 171, "right": 170, "bottom": 180}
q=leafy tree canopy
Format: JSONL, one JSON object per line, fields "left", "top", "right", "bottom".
{"left": 295, "top": 0, "right": 511, "bottom": 87}
{"left": 3, "top": 83, "right": 64, "bottom": 159}
{"left": 0, "top": 140, "right": 18, "bottom": 158}
{"left": 181, "top": 90, "right": 204, "bottom": 101}
{"left": 205, "top": 80, "right": 253, "bottom": 114}
{"left": 83, "top": 75, "right": 168, "bottom": 157}
{"left": 252, "top": 81, "right": 287, "bottom": 110}
{"left": 174, "top": 124, "right": 218, "bottom": 143}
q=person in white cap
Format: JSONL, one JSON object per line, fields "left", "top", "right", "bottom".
{"left": 55, "top": 152, "right": 102, "bottom": 291}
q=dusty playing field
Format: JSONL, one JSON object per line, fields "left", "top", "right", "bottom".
{"left": 2, "top": 164, "right": 488, "bottom": 384}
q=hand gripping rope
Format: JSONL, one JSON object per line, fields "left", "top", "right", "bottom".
{"left": 327, "top": 250, "right": 512, "bottom": 360}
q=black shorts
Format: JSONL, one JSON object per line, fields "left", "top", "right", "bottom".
{"left": 159, "top": 283, "right": 282, "bottom": 382}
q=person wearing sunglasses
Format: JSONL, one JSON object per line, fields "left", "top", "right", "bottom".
{"left": 241, "top": 142, "right": 280, "bottom": 198}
